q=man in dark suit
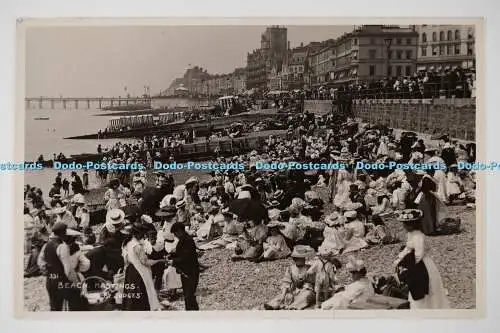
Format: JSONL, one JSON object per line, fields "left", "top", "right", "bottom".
{"left": 168, "top": 222, "right": 200, "bottom": 310}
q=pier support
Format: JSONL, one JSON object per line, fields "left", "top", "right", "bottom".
{"left": 63, "top": 100, "right": 67, "bottom": 109}
{"left": 75, "top": 100, "right": 78, "bottom": 109}
{"left": 87, "top": 100, "right": 90, "bottom": 109}
{"left": 99, "top": 99, "right": 102, "bottom": 109}
{"left": 50, "top": 100, "right": 55, "bottom": 109}
{"left": 38, "top": 99, "right": 43, "bottom": 109}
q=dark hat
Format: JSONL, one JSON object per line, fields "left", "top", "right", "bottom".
{"left": 51, "top": 222, "right": 67, "bottom": 235}
{"left": 107, "top": 178, "right": 120, "bottom": 188}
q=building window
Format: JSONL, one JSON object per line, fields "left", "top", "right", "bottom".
{"left": 396, "top": 38, "right": 402, "bottom": 45}
{"left": 421, "top": 46, "right": 427, "bottom": 56}
{"left": 422, "top": 33, "right": 427, "bottom": 43}
{"left": 406, "top": 38, "right": 412, "bottom": 45}
{"left": 396, "top": 50, "right": 402, "bottom": 59}
{"left": 447, "top": 30, "right": 452, "bottom": 41}
{"left": 353, "top": 38, "right": 358, "bottom": 45}
{"left": 439, "top": 45, "right": 445, "bottom": 55}
{"left": 467, "top": 42, "right": 474, "bottom": 56}
{"left": 396, "top": 66, "right": 402, "bottom": 76}
{"left": 455, "top": 29, "right": 461, "bottom": 40}
{"left": 370, "top": 38, "right": 376, "bottom": 45}
{"left": 440, "top": 31, "right": 445, "bottom": 41}
{"left": 406, "top": 50, "right": 412, "bottom": 59}
{"left": 455, "top": 44, "right": 461, "bottom": 55}
{"left": 387, "top": 66, "right": 392, "bottom": 77}
{"left": 432, "top": 46, "right": 438, "bottom": 56}
{"left": 447, "top": 45, "right": 453, "bottom": 55}
{"left": 432, "top": 32, "right": 437, "bottom": 41}
{"left": 369, "top": 65, "right": 375, "bottom": 76}
{"left": 388, "top": 50, "right": 393, "bottom": 59}
{"left": 369, "top": 49, "right": 376, "bottom": 59}
{"left": 405, "top": 66, "right": 411, "bottom": 76}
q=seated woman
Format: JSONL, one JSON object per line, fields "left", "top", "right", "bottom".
{"left": 187, "top": 205, "right": 206, "bottom": 237}
{"left": 317, "top": 212, "right": 345, "bottom": 257}
{"left": 198, "top": 209, "right": 243, "bottom": 250}
{"left": 231, "top": 218, "right": 268, "bottom": 262}
{"left": 365, "top": 215, "right": 396, "bottom": 245}
{"left": 264, "top": 245, "right": 316, "bottom": 310}
{"left": 321, "top": 257, "right": 375, "bottom": 310}
{"left": 281, "top": 205, "right": 312, "bottom": 246}
{"left": 446, "top": 164, "right": 463, "bottom": 203}
{"left": 259, "top": 222, "right": 291, "bottom": 261}
{"left": 371, "top": 193, "right": 393, "bottom": 216}
{"left": 342, "top": 211, "right": 369, "bottom": 254}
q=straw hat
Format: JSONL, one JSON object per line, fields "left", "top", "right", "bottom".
{"left": 291, "top": 245, "right": 316, "bottom": 259}
{"left": 106, "top": 209, "right": 126, "bottom": 225}
{"left": 325, "top": 212, "right": 344, "bottom": 227}
{"left": 159, "top": 195, "right": 177, "bottom": 210}
{"left": 396, "top": 209, "right": 423, "bottom": 223}
{"left": 273, "top": 190, "right": 284, "bottom": 199}
{"left": 185, "top": 176, "right": 199, "bottom": 186}
{"left": 51, "top": 206, "right": 66, "bottom": 215}
{"left": 344, "top": 210, "right": 357, "bottom": 219}
{"left": 155, "top": 205, "right": 177, "bottom": 218}
{"left": 140, "top": 214, "right": 153, "bottom": 224}
{"left": 268, "top": 208, "right": 281, "bottom": 220}
{"left": 267, "top": 221, "right": 285, "bottom": 230}
{"left": 176, "top": 200, "right": 186, "bottom": 209}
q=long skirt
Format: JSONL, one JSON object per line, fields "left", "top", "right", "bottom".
{"left": 266, "top": 288, "right": 315, "bottom": 310}
{"left": 409, "top": 256, "right": 450, "bottom": 309}
{"left": 122, "top": 264, "right": 150, "bottom": 311}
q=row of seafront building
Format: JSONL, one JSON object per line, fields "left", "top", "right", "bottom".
{"left": 163, "top": 24, "right": 476, "bottom": 97}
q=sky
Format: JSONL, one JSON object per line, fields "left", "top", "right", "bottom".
{"left": 25, "top": 25, "right": 351, "bottom": 97}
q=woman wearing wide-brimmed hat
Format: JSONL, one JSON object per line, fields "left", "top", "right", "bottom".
{"left": 259, "top": 222, "right": 291, "bottom": 261}
{"left": 321, "top": 256, "right": 375, "bottom": 310}
{"left": 48, "top": 202, "right": 78, "bottom": 230}
{"left": 72, "top": 193, "right": 90, "bottom": 230}
{"left": 342, "top": 211, "right": 368, "bottom": 254}
{"left": 393, "top": 209, "right": 450, "bottom": 309}
{"left": 264, "top": 245, "right": 316, "bottom": 310}
{"left": 317, "top": 212, "right": 346, "bottom": 257}
{"left": 104, "top": 178, "right": 129, "bottom": 211}
{"left": 155, "top": 198, "right": 183, "bottom": 296}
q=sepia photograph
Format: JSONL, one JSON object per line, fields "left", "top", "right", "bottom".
{"left": 17, "top": 19, "right": 481, "bottom": 315}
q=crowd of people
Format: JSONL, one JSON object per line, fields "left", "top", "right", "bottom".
{"left": 24, "top": 108, "right": 476, "bottom": 311}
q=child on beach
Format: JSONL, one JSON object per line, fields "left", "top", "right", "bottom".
{"left": 307, "top": 252, "right": 342, "bottom": 308}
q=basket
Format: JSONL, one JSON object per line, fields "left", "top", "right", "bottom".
{"left": 438, "top": 217, "right": 461, "bottom": 235}
{"left": 81, "top": 276, "right": 114, "bottom": 310}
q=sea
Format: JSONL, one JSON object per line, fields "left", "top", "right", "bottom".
{"left": 23, "top": 106, "right": 207, "bottom": 196}
{"left": 24, "top": 108, "right": 134, "bottom": 195}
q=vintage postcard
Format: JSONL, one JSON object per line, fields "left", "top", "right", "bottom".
{"left": 14, "top": 17, "right": 484, "bottom": 318}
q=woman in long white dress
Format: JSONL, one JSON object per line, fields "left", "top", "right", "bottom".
{"left": 393, "top": 209, "right": 450, "bottom": 309}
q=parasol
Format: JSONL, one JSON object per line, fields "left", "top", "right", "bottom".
{"left": 228, "top": 198, "right": 268, "bottom": 222}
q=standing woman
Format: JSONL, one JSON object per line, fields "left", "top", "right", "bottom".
{"left": 122, "top": 224, "right": 163, "bottom": 311}
{"left": 393, "top": 209, "right": 450, "bottom": 309}
{"left": 416, "top": 174, "right": 447, "bottom": 235}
